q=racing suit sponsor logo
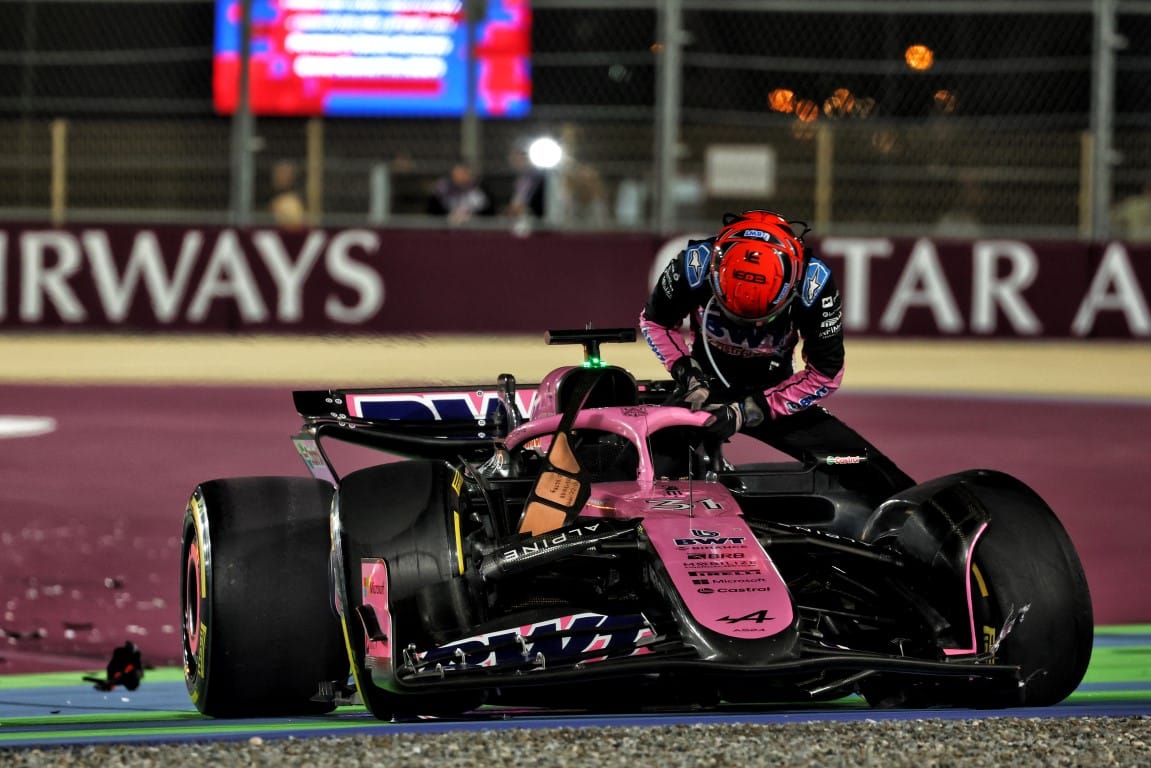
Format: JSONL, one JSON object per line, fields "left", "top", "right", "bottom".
{"left": 801, "top": 259, "right": 831, "bottom": 307}
{"left": 818, "top": 322, "right": 842, "bottom": 339}
{"left": 660, "top": 271, "right": 675, "bottom": 298}
{"left": 702, "top": 309, "right": 776, "bottom": 347}
{"left": 684, "top": 243, "right": 712, "bottom": 288}
{"left": 824, "top": 455, "right": 867, "bottom": 465}
{"left": 822, "top": 295, "right": 835, "bottom": 308}
{"left": 699, "top": 307, "right": 798, "bottom": 359}
{"left": 698, "top": 587, "right": 771, "bottom": 594}
{"left": 687, "top": 569, "right": 762, "bottom": 577}
{"left": 785, "top": 385, "right": 829, "bottom": 413}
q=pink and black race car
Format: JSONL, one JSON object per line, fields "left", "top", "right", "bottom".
{"left": 180, "top": 328, "right": 1092, "bottom": 720}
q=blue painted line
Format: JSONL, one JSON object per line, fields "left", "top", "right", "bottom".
{"left": 1077, "top": 681, "right": 1151, "bottom": 692}
{"left": 2, "top": 630, "right": 1149, "bottom": 747}
{"left": 1093, "top": 635, "right": 1151, "bottom": 647}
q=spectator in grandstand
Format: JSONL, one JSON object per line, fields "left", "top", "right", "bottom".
{"left": 639, "top": 209, "right": 914, "bottom": 505}
{"left": 268, "top": 160, "right": 307, "bottom": 229}
{"left": 504, "top": 146, "right": 547, "bottom": 220}
{"left": 427, "top": 162, "right": 494, "bottom": 225}
{"left": 1110, "top": 180, "right": 1151, "bottom": 242}
{"left": 501, "top": 145, "right": 547, "bottom": 236}
{"left": 560, "top": 161, "right": 610, "bottom": 227}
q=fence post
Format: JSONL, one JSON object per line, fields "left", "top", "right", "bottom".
{"left": 1088, "top": 0, "right": 1119, "bottom": 239}
{"left": 461, "top": 0, "right": 484, "bottom": 172}
{"left": 369, "top": 163, "right": 391, "bottom": 225}
{"left": 50, "top": 118, "right": 68, "bottom": 226}
{"left": 815, "top": 124, "right": 834, "bottom": 231}
{"left": 1079, "top": 131, "right": 1094, "bottom": 237}
{"left": 306, "top": 118, "right": 324, "bottom": 226}
{"left": 229, "top": 0, "right": 256, "bottom": 227}
{"left": 654, "top": 0, "right": 683, "bottom": 234}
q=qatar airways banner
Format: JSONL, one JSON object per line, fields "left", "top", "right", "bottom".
{"left": 0, "top": 225, "right": 1149, "bottom": 338}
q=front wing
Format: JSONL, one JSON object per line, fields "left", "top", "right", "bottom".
{"left": 355, "top": 559, "right": 1022, "bottom": 698}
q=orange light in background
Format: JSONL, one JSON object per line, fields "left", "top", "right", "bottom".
{"left": 823, "top": 87, "right": 856, "bottom": 117}
{"left": 795, "top": 99, "right": 819, "bottom": 123}
{"left": 934, "top": 89, "right": 958, "bottom": 113}
{"left": 904, "top": 44, "right": 934, "bottom": 71}
{"left": 769, "top": 88, "right": 796, "bottom": 113}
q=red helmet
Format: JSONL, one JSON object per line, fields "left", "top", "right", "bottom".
{"left": 716, "top": 210, "right": 800, "bottom": 249}
{"left": 710, "top": 211, "right": 807, "bottom": 323}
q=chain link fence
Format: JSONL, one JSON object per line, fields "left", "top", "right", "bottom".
{"left": 0, "top": 0, "right": 1148, "bottom": 237}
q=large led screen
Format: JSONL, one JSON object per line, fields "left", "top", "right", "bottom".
{"left": 214, "top": 0, "right": 530, "bottom": 117}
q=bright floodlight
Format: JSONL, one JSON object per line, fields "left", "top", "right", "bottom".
{"left": 527, "top": 137, "right": 563, "bottom": 169}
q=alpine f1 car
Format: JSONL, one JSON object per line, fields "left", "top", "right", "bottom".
{"left": 180, "top": 328, "right": 1093, "bottom": 719}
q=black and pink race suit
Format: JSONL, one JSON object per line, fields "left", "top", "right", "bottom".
{"left": 639, "top": 237, "right": 914, "bottom": 505}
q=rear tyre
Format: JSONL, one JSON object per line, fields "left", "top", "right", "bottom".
{"left": 334, "top": 460, "right": 483, "bottom": 720}
{"left": 181, "top": 477, "right": 348, "bottom": 717}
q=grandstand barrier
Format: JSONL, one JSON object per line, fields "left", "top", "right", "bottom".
{"left": 0, "top": 225, "right": 1148, "bottom": 339}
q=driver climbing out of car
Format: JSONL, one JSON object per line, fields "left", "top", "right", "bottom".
{"left": 639, "top": 209, "right": 914, "bottom": 506}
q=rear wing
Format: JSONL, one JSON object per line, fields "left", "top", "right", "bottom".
{"left": 289, "top": 327, "right": 677, "bottom": 480}
{"left": 292, "top": 382, "right": 534, "bottom": 436}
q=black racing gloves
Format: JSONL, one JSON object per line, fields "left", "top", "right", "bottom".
{"left": 669, "top": 357, "right": 712, "bottom": 411}
{"left": 704, "top": 397, "right": 766, "bottom": 438}
{"left": 669, "top": 357, "right": 767, "bottom": 438}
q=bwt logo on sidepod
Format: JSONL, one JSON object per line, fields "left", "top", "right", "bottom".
{"left": 348, "top": 390, "right": 536, "bottom": 423}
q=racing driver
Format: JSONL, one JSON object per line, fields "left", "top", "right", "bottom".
{"left": 639, "top": 209, "right": 914, "bottom": 505}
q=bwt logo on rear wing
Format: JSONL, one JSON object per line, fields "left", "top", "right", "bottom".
{"left": 346, "top": 390, "right": 538, "bottom": 423}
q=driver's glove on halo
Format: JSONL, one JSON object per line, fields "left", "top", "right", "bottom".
{"left": 670, "top": 357, "right": 713, "bottom": 411}
{"left": 705, "top": 397, "right": 766, "bottom": 438}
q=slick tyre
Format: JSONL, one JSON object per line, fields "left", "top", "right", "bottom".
{"left": 181, "top": 477, "right": 348, "bottom": 717}
{"left": 964, "top": 488, "right": 1094, "bottom": 707}
{"left": 334, "top": 460, "right": 483, "bottom": 720}
{"left": 861, "top": 470, "right": 1092, "bottom": 708}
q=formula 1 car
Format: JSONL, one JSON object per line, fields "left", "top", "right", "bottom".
{"left": 180, "top": 328, "right": 1093, "bottom": 719}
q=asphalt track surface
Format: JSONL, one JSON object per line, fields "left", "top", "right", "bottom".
{"left": 1, "top": 334, "right": 1149, "bottom": 746}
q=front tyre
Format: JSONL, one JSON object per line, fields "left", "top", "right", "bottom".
{"left": 861, "top": 470, "right": 1092, "bottom": 708}
{"left": 966, "top": 481, "right": 1093, "bottom": 706}
{"left": 181, "top": 477, "right": 348, "bottom": 717}
{"left": 334, "top": 460, "right": 483, "bottom": 720}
